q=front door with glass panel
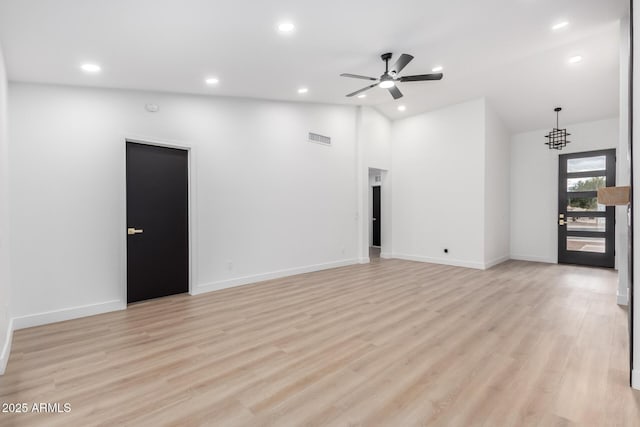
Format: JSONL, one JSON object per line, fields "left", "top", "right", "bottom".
{"left": 558, "top": 149, "right": 615, "bottom": 268}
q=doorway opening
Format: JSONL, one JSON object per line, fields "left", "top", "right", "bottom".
{"left": 368, "top": 168, "right": 385, "bottom": 260}
{"left": 558, "top": 149, "right": 616, "bottom": 268}
{"left": 126, "top": 141, "right": 190, "bottom": 303}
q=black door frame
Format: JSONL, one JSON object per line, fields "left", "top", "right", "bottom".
{"left": 558, "top": 148, "right": 616, "bottom": 268}
{"left": 122, "top": 138, "right": 192, "bottom": 303}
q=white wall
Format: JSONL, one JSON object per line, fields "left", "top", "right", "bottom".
{"left": 510, "top": 118, "right": 619, "bottom": 263}
{"left": 391, "top": 99, "right": 487, "bottom": 269}
{"left": 0, "top": 43, "right": 12, "bottom": 374}
{"left": 484, "top": 103, "right": 511, "bottom": 267}
{"left": 632, "top": 0, "right": 640, "bottom": 391}
{"left": 8, "top": 83, "right": 360, "bottom": 327}
{"left": 361, "top": 107, "right": 392, "bottom": 171}
{"left": 357, "top": 107, "right": 392, "bottom": 260}
{"left": 617, "top": 16, "right": 631, "bottom": 306}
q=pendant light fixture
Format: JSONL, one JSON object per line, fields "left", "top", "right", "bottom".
{"left": 544, "top": 107, "right": 571, "bottom": 150}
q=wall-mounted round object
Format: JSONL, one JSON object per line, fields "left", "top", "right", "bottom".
{"left": 145, "top": 104, "right": 159, "bottom": 113}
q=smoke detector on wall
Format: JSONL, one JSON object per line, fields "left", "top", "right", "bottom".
{"left": 145, "top": 103, "right": 159, "bottom": 113}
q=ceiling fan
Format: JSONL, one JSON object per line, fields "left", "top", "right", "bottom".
{"left": 340, "top": 52, "right": 443, "bottom": 100}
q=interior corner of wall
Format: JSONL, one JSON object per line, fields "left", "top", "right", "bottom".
{"left": 0, "top": 317, "right": 14, "bottom": 375}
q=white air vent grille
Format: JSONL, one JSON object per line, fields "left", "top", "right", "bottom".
{"left": 308, "top": 132, "right": 331, "bottom": 146}
{"left": 375, "top": 175, "right": 382, "bottom": 183}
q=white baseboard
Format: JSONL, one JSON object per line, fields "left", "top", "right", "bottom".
{"left": 392, "top": 253, "right": 484, "bottom": 270}
{"left": 12, "top": 300, "right": 125, "bottom": 331}
{"left": 483, "top": 256, "right": 510, "bottom": 270}
{"left": 380, "top": 252, "right": 392, "bottom": 259}
{"left": 0, "top": 318, "right": 14, "bottom": 375}
{"left": 359, "top": 257, "right": 370, "bottom": 264}
{"left": 509, "top": 254, "right": 556, "bottom": 264}
{"left": 194, "top": 258, "right": 360, "bottom": 295}
{"left": 633, "top": 369, "right": 640, "bottom": 390}
{"left": 617, "top": 289, "right": 629, "bottom": 306}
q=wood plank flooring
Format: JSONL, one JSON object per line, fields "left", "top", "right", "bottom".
{"left": 1, "top": 259, "right": 639, "bottom": 426}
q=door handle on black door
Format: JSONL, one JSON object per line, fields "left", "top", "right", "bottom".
{"left": 127, "top": 228, "right": 144, "bottom": 235}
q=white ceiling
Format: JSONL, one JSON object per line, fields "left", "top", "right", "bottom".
{"left": 0, "top": 0, "right": 628, "bottom": 132}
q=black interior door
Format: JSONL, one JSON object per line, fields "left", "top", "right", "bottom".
{"left": 372, "top": 186, "right": 381, "bottom": 247}
{"left": 126, "top": 142, "right": 189, "bottom": 303}
{"left": 558, "top": 149, "right": 616, "bottom": 268}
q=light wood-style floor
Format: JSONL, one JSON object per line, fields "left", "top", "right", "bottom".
{"left": 1, "top": 259, "right": 639, "bottom": 426}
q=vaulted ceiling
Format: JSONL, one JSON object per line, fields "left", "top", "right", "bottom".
{"left": 0, "top": 0, "right": 628, "bottom": 131}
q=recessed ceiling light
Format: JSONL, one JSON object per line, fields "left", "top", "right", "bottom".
{"left": 278, "top": 22, "right": 295, "bottom": 33}
{"left": 568, "top": 55, "right": 583, "bottom": 64}
{"left": 552, "top": 21, "right": 569, "bottom": 31}
{"left": 298, "top": 87, "right": 308, "bottom": 94}
{"left": 397, "top": 105, "right": 406, "bottom": 112}
{"left": 81, "top": 63, "right": 101, "bottom": 73}
{"left": 379, "top": 80, "right": 395, "bottom": 89}
{"left": 205, "top": 77, "right": 219, "bottom": 85}
{"left": 432, "top": 66, "right": 443, "bottom": 72}
{"left": 357, "top": 94, "right": 367, "bottom": 99}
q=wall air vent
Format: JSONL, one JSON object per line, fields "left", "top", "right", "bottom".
{"left": 308, "top": 132, "right": 331, "bottom": 146}
{"left": 375, "top": 175, "right": 382, "bottom": 183}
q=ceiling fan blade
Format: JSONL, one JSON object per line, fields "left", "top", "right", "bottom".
{"left": 346, "top": 83, "right": 378, "bottom": 97}
{"left": 389, "top": 54, "right": 414, "bottom": 75}
{"left": 340, "top": 73, "right": 377, "bottom": 81}
{"left": 388, "top": 85, "right": 403, "bottom": 100}
{"left": 399, "top": 73, "right": 443, "bottom": 82}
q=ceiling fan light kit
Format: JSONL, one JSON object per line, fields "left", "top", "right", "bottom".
{"left": 379, "top": 78, "right": 395, "bottom": 89}
{"left": 340, "top": 52, "right": 443, "bottom": 100}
